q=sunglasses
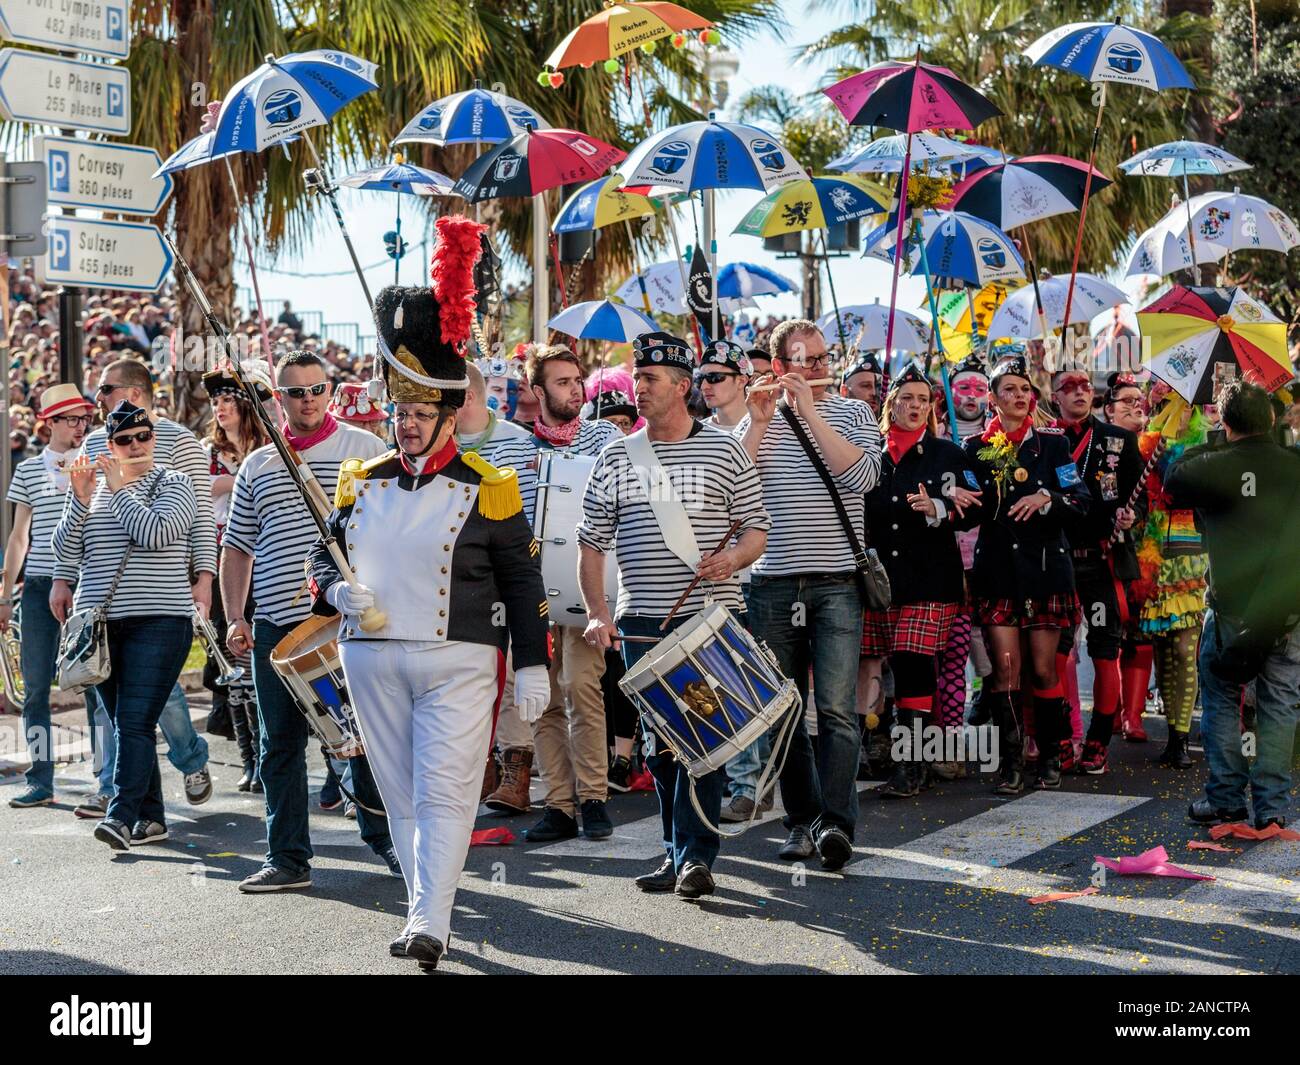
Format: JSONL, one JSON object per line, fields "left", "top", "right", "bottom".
{"left": 275, "top": 382, "right": 329, "bottom": 399}
{"left": 97, "top": 382, "right": 127, "bottom": 395}
{"left": 110, "top": 430, "right": 153, "bottom": 447}
{"left": 698, "top": 371, "right": 739, "bottom": 385}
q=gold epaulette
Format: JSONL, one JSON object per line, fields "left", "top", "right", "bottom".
{"left": 460, "top": 450, "right": 524, "bottom": 520}
{"left": 335, "top": 451, "right": 397, "bottom": 509}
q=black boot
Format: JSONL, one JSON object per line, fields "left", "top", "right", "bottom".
{"left": 1033, "top": 695, "right": 1066, "bottom": 789}
{"left": 991, "top": 692, "right": 1024, "bottom": 795}
{"left": 1156, "top": 729, "right": 1193, "bottom": 769}
{"left": 968, "top": 685, "right": 992, "bottom": 726}
{"left": 230, "top": 689, "right": 256, "bottom": 791}
{"left": 880, "top": 709, "right": 919, "bottom": 798}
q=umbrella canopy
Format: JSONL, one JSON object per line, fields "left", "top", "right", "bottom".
{"left": 1139, "top": 285, "right": 1290, "bottom": 402}
{"left": 548, "top": 299, "right": 658, "bottom": 342}
{"left": 824, "top": 59, "right": 1001, "bottom": 132}
{"left": 553, "top": 174, "right": 655, "bottom": 233}
{"left": 546, "top": 2, "right": 712, "bottom": 69}
{"left": 987, "top": 273, "right": 1128, "bottom": 339}
{"left": 828, "top": 133, "right": 1000, "bottom": 174}
{"left": 817, "top": 302, "right": 930, "bottom": 354}
{"left": 1125, "top": 216, "right": 1226, "bottom": 278}
{"left": 620, "top": 119, "right": 807, "bottom": 193}
{"left": 1119, "top": 139, "right": 1251, "bottom": 178}
{"left": 210, "top": 51, "right": 378, "bottom": 153}
{"left": 154, "top": 131, "right": 239, "bottom": 176}
{"left": 733, "top": 175, "right": 889, "bottom": 237}
{"left": 948, "top": 154, "right": 1111, "bottom": 230}
{"left": 1024, "top": 21, "right": 1194, "bottom": 90}
{"left": 613, "top": 262, "right": 784, "bottom": 314}
{"left": 716, "top": 262, "right": 798, "bottom": 299}
{"left": 452, "top": 128, "right": 626, "bottom": 202}
{"left": 339, "top": 160, "right": 457, "bottom": 196}
{"left": 1179, "top": 189, "right": 1300, "bottom": 255}
{"left": 866, "top": 210, "right": 1026, "bottom": 287}
{"left": 393, "top": 82, "right": 549, "bottom": 147}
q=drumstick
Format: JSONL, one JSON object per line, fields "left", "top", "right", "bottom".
{"left": 749, "top": 377, "right": 835, "bottom": 392}
{"left": 659, "top": 519, "right": 744, "bottom": 632}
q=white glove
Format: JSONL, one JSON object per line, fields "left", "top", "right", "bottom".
{"left": 514, "top": 665, "right": 551, "bottom": 723}
{"left": 327, "top": 581, "right": 376, "bottom": 615}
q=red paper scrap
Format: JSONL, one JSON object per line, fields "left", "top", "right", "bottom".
{"left": 470, "top": 827, "right": 515, "bottom": 846}
{"left": 1209, "top": 822, "right": 1300, "bottom": 842}
{"left": 1095, "top": 845, "right": 1214, "bottom": 881}
{"left": 1187, "top": 841, "right": 1240, "bottom": 853}
{"left": 1027, "top": 887, "right": 1100, "bottom": 905}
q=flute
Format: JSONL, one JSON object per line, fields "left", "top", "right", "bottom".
{"left": 63, "top": 456, "right": 156, "bottom": 473}
{"left": 749, "top": 377, "right": 835, "bottom": 393}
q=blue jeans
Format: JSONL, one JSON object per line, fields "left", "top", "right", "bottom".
{"left": 90, "top": 681, "right": 208, "bottom": 798}
{"left": 253, "top": 620, "right": 391, "bottom": 874}
{"left": 95, "top": 615, "right": 192, "bottom": 827}
{"left": 747, "top": 574, "right": 863, "bottom": 839}
{"left": 1198, "top": 609, "right": 1300, "bottom": 825}
{"left": 18, "top": 575, "right": 72, "bottom": 797}
{"left": 620, "top": 613, "right": 726, "bottom": 871}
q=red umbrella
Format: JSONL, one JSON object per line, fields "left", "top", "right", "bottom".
{"left": 451, "top": 128, "right": 627, "bottom": 202}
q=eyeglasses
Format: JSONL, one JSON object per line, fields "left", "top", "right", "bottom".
{"left": 51, "top": 415, "right": 93, "bottom": 427}
{"left": 782, "top": 355, "right": 829, "bottom": 370}
{"left": 274, "top": 382, "right": 329, "bottom": 399}
{"left": 698, "top": 371, "right": 739, "bottom": 385}
{"left": 110, "top": 430, "right": 153, "bottom": 447}
{"left": 1110, "top": 397, "right": 1147, "bottom": 411}
{"left": 394, "top": 410, "right": 441, "bottom": 425}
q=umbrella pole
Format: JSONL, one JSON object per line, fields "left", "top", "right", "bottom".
{"left": 303, "top": 136, "right": 374, "bottom": 310}
{"left": 883, "top": 132, "right": 914, "bottom": 374}
{"left": 394, "top": 189, "right": 401, "bottom": 286}
{"left": 1182, "top": 171, "right": 1200, "bottom": 283}
{"left": 532, "top": 193, "right": 549, "bottom": 341}
{"left": 913, "top": 211, "right": 960, "bottom": 440}
{"left": 703, "top": 188, "right": 719, "bottom": 341}
{"left": 1018, "top": 226, "right": 1052, "bottom": 352}
{"left": 224, "top": 158, "right": 273, "bottom": 369}
{"left": 819, "top": 230, "right": 849, "bottom": 356}
{"left": 1060, "top": 82, "right": 1106, "bottom": 370}
{"left": 624, "top": 219, "right": 653, "bottom": 315}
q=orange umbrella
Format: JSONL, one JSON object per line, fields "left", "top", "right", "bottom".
{"left": 545, "top": 2, "right": 714, "bottom": 70}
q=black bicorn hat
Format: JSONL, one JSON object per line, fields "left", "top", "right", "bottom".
{"left": 582, "top": 389, "right": 637, "bottom": 422}
{"left": 989, "top": 352, "right": 1032, "bottom": 390}
{"left": 950, "top": 350, "right": 988, "bottom": 383}
{"left": 632, "top": 331, "right": 694, "bottom": 372}
{"left": 202, "top": 364, "right": 273, "bottom": 403}
{"left": 105, "top": 400, "right": 152, "bottom": 438}
{"left": 699, "top": 338, "right": 752, "bottom": 375}
{"left": 887, "top": 361, "right": 932, "bottom": 395}
{"left": 842, "top": 350, "right": 883, "bottom": 382}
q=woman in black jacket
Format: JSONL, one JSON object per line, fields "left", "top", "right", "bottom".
{"left": 864, "top": 365, "right": 984, "bottom": 797}
{"left": 963, "top": 355, "right": 1091, "bottom": 794}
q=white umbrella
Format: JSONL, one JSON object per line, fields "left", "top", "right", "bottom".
{"left": 816, "top": 301, "right": 930, "bottom": 354}
{"left": 987, "top": 273, "right": 1129, "bottom": 340}
{"left": 1125, "top": 215, "right": 1227, "bottom": 279}
{"left": 614, "top": 264, "right": 775, "bottom": 316}
{"left": 1178, "top": 188, "right": 1300, "bottom": 256}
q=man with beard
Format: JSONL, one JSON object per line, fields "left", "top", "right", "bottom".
{"left": 840, "top": 352, "right": 884, "bottom": 418}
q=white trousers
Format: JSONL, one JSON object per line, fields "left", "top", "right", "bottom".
{"left": 339, "top": 639, "right": 501, "bottom": 945}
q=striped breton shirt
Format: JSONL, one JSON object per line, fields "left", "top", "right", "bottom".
{"left": 577, "top": 422, "right": 770, "bottom": 618}
{"left": 533, "top": 417, "right": 621, "bottom": 457}
{"left": 82, "top": 417, "right": 218, "bottom": 577}
{"left": 224, "top": 424, "right": 386, "bottom": 627}
{"left": 737, "top": 393, "right": 882, "bottom": 577}
{"left": 457, "top": 415, "right": 540, "bottom": 523}
{"left": 52, "top": 466, "right": 198, "bottom": 619}
{"left": 7, "top": 448, "right": 74, "bottom": 578}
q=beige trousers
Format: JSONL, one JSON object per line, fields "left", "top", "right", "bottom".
{"left": 530, "top": 624, "right": 608, "bottom": 814}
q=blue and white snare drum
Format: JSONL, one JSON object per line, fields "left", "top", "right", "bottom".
{"left": 618, "top": 602, "right": 799, "bottom": 779}
{"left": 270, "top": 615, "right": 364, "bottom": 759}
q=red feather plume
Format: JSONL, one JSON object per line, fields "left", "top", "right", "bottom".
{"left": 431, "top": 215, "right": 486, "bottom": 354}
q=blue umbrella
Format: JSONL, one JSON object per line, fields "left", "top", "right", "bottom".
{"left": 866, "top": 210, "right": 1025, "bottom": 288}
{"left": 393, "top": 81, "right": 550, "bottom": 147}
{"left": 210, "top": 51, "right": 378, "bottom": 154}
{"left": 716, "top": 262, "right": 798, "bottom": 300}
{"left": 153, "top": 132, "right": 239, "bottom": 176}
{"left": 548, "top": 299, "right": 657, "bottom": 343}
{"left": 339, "top": 160, "right": 460, "bottom": 283}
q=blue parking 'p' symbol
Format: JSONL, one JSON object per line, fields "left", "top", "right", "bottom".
{"left": 50, "top": 150, "right": 70, "bottom": 193}
{"left": 50, "top": 227, "right": 71, "bottom": 272}
{"left": 107, "top": 7, "right": 124, "bottom": 40}
{"left": 107, "top": 84, "right": 124, "bottom": 117}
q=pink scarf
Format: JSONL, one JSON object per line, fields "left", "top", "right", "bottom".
{"left": 533, "top": 416, "right": 581, "bottom": 449}
{"left": 282, "top": 411, "right": 339, "bottom": 452}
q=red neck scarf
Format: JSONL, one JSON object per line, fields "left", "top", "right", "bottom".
{"left": 534, "top": 416, "right": 581, "bottom": 449}
{"left": 282, "top": 411, "right": 338, "bottom": 452}
{"left": 400, "top": 435, "right": 458, "bottom": 477}
{"left": 982, "top": 414, "right": 1031, "bottom": 446}
{"left": 886, "top": 425, "right": 927, "bottom": 465}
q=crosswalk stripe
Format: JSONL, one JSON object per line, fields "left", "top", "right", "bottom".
{"left": 1181, "top": 836, "right": 1300, "bottom": 916}
{"left": 844, "top": 791, "right": 1150, "bottom": 882}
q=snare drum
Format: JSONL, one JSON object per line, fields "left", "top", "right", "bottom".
{"left": 534, "top": 450, "right": 618, "bottom": 620}
{"left": 270, "top": 615, "right": 364, "bottom": 758}
{"left": 618, "top": 602, "right": 799, "bottom": 778}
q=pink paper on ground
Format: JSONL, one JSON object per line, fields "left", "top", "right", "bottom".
{"left": 1187, "top": 841, "right": 1240, "bottom": 853}
{"left": 1209, "top": 822, "right": 1300, "bottom": 842}
{"left": 1095, "top": 845, "right": 1214, "bottom": 881}
{"left": 1027, "top": 887, "right": 1099, "bottom": 905}
{"left": 470, "top": 827, "right": 515, "bottom": 846}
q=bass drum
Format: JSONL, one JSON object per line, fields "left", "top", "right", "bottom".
{"left": 533, "top": 450, "right": 618, "bottom": 621}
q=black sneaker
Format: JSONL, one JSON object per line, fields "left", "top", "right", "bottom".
{"left": 580, "top": 799, "right": 614, "bottom": 840}
{"left": 675, "top": 861, "right": 715, "bottom": 899}
{"left": 634, "top": 855, "right": 677, "bottom": 893}
{"left": 815, "top": 825, "right": 853, "bottom": 871}
{"left": 93, "top": 818, "right": 131, "bottom": 852}
{"left": 523, "top": 806, "right": 579, "bottom": 843}
{"left": 778, "top": 825, "right": 816, "bottom": 861}
{"left": 238, "top": 866, "right": 312, "bottom": 893}
{"left": 1257, "top": 816, "right": 1288, "bottom": 832}
{"left": 607, "top": 756, "right": 632, "bottom": 794}
{"left": 379, "top": 845, "right": 403, "bottom": 878}
{"left": 130, "top": 820, "right": 168, "bottom": 845}
{"left": 1187, "top": 799, "right": 1249, "bottom": 826}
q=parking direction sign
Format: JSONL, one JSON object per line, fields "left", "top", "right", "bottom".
{"left": 0, "top": 49, "right": 130, "bottom": 134}
{"left": 0, "top": 0, "right": 130, "bottom": 59}
{"left": 37, "top": 217, "right": 173, "bottom": 293}
{"left": 35, "top": 136, "right": 172, "bottom": 215}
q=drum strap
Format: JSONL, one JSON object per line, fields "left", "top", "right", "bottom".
{"left": 624, "top": 429, "right": 702, "bottom": 571}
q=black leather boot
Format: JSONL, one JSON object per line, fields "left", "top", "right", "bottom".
{"left": 1156, "top": 729, "right": 1193, "bottom": 769}
{"left": 231, "top": 688, "right": 261, "bottom": 792}
{"left": 991, "top": 692, "right": 1025, "bottom": 795}
{"left": 880, "top": 709, "right": 920, "bottom": 798}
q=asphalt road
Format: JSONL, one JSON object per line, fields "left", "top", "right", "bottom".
{"left": 1, "top": 699, "right": 1296, "bottom": 976}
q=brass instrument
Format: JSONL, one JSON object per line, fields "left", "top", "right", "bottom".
{"left": 1, "top": 598, "right": 24, "bottom": 707}
{"left": 193, "top": 605, "right": 244, "bottom": 686}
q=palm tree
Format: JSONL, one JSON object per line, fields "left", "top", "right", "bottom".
{"left": 803, "top": 0, "right": 1217, "bottom": 273}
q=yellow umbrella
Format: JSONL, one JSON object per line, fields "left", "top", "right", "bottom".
{"left": 733, "top": 174, "right": 889, "bottom": 237}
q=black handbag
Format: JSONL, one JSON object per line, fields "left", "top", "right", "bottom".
{"left": 778, "top": 404, "right": 891, "bottom": 611}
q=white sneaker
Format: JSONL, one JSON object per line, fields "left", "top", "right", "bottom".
{"left": 184, "top": 767, "right": 212, "bottom": 805}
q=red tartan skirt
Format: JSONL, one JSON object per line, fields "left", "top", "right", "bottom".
{"left": 976, "top": 593, "right": 1082, "bottom": 631}
{"left": 861, "top": 602, "right": 959, "bottom": 656}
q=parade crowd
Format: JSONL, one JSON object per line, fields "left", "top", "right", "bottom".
{"left": 4, "top": 246, "right": 1300, "bottom": 969}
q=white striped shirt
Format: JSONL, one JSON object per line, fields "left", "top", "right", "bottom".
{"left": 223, "top": 425, "right": 386, "bottom": 626}
{"left": 7, "top": 450, "right": 73, "bottom": 578}
{"left": 737, "top": 393, "right": 881, "bottom": 576}
{"left": 533, "top": 417, "right": 621, "bottom": 458}
{"left": 52, "top": 467, "right": 198, "bottom": 619}
{"left": 577, "top": 422, "right": 770, "bottom": 617}
{"left": 458, "top": 416, "right": 540, "bottom": 523}
{"left": 82, "top": 417, "right": 218, "bottom": 576}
